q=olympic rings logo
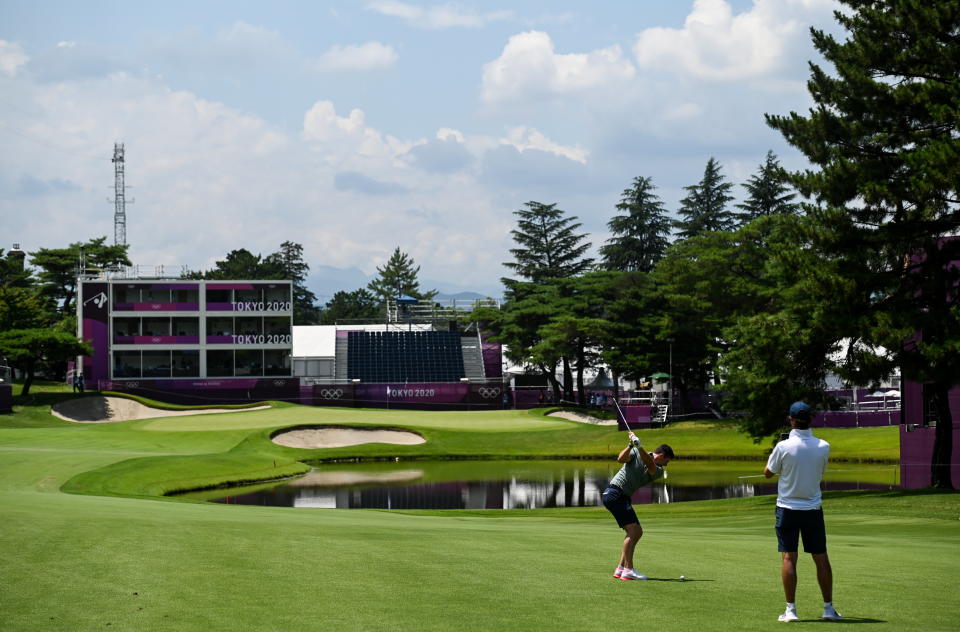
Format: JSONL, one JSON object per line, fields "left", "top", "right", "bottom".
{"left": 319, "top": 389, "right": 343, "bottom": 400}
{"left": 125, "top": 381, "right": 140, "bottom": 388}
{"left": 478, "top": 387, "right": 501, "bottom": 399}
{"left": 272, "top": 380, "right": 287, "bottom": 387}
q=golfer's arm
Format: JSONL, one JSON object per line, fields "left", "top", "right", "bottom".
{"left": 763, "top": 466, "right": 776, "bottom": 478}
{"left": 617, "top": 445, "right": 633, "bottom": 463}
{"left": 637, "top": 448, "right": 657, "bottom": 474}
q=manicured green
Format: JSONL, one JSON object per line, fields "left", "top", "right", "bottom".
{"left": 1, "top": 383, "right": 956, "bottom": 631}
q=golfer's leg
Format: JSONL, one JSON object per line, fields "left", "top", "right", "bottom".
{"left": 812, "top": 553, "right": 833, "bottom": 603}
{"left": 781, "top": 552, "right": 798, "bottom": 603}
{"left": 622, "top": 523, "right": 643, "bottom": 569}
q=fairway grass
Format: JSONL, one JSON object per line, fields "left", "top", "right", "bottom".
{"left": 1, "top": 385, "right": 957, "bottom": 631}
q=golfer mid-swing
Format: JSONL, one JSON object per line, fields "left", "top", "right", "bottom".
{"left": 601, "top": 432, "right": 674, "bottom": 580}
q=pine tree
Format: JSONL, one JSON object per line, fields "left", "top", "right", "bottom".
{"left": 600, "top": 176, "right": 672, "bottom": 272}
{"left": 367, "top": 247, "right": 436, "bottom": 304}
{"left": 674, "top": 158, "right": 736, "bottom": 239}
{"left": 503, "top": 201, "right": 593, "bottom": 284}
{"left": 766, "top": 0, "right": 960, "bottom": 488}
{"left": 735, "top": 151, "right": 799, "bottom": 224}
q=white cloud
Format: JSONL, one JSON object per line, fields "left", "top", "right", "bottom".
{"left": 634, "top": 0, "right": 836, "bottom": 81}
{"left": 501, "top": 126, "right": 588, "bottom": 164}
{"left": 309, "top": 41, "right": 398, "bottom": 72}
{"left": 367, "top": 1, "right": 512, "bottom": 29}
{"left": 481, "top": 31, "right": 635, "bottom": 104}
{"left": 0, "top": 40, "right": 29, "bottom": 77}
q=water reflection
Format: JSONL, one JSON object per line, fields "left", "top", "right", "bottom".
{"left": 182, "top": 460, "right": 899, "bottom": 510}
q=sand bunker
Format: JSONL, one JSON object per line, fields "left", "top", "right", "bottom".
{"left": 547, "top": 410, "right": 618, "bottom": 426}
{"left": 272, "top": 427, "right": 426, "bottom": 449}
{"left": 52, "top": 396, "right": 269, "bottom": 423}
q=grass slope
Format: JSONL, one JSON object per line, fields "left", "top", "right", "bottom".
{"left": 1, "top": 383, "right": 956, "bottom": 631}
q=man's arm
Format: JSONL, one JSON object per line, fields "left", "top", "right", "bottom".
{"left": 763, "top": 466, "right": 776, "bottom": 479}
{"left": 637, "top": 448, "right": 657, "bottom": 475}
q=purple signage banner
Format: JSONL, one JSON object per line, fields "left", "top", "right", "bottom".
{"left": 81, "top": 282, "right": 110, "bottom": 382}
{"left": 617, "top": 405, "right": 652, "bottom": 431}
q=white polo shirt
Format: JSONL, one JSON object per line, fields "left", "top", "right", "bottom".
{"left": 765, "top": 428, "right": 830, "bottom": 510}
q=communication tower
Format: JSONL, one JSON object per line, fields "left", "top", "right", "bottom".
{"left": 109, "top": 143, "right": 133, "bottom": 246}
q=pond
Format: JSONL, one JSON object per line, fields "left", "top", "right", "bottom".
{"left": 178, "top": 460, "right": 900, "bottom": 510}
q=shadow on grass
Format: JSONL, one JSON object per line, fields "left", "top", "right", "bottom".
{"left": 793, "top": 617, "right": 887, "bottom": 624}
{"left": 645, "top": 577, "right": 715, "bottom": 583}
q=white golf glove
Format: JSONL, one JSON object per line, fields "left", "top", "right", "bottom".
{"left": 628, "top": 432, "right": 641, "bottom": 449}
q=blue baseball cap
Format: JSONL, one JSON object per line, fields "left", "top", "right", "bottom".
{"left": 789, "top": 401, "right": 812, "bottom": 420}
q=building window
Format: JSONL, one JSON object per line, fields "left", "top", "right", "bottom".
{"left": 172, "top": 350, "right": 199, "bottom": 377}
{"left": 236, "top": 317, "right": 262, "bottom": 336}
{"left": 114, "top": 351, "right": 141, "bottom": 378}
{"left": 143, "top": 351, "right": 171, "bottom": 377}
{"left": 143, "top": 317, "right": 170, "bottom": 336}
{"left": 264, "top": 317, "right": 290, "bottom": 336}
{"left": 142, "top": 288, "right": 170, "bottom": 303}
{"left": 206, "top": 289, "right": 231, "bottom": 304}
{"left": 207, "top": 317, "right": 233, "bottom": 337}
{"left": 172, "top": 288, "right": 199, "bottom": 303}
{"left": 114, "top": 317, "right": 140, "bottom": 337}
{"left": 172, "top": 317, "right": 199, "bottom": 336}
{"left": 207, "top": 350, "right": 233, "bottom": 377}
{"left": 235, "top": 349, "right": 263, "bottom": 376}
{"left": 265, "top": 350, "right": 291, "bottom": 376}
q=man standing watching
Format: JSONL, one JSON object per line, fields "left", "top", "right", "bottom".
{"left": 764, "top": 401, "right": 842, "bottom": 622}
{"left": 601, "top": 432, "right": 674, "bottom": 581}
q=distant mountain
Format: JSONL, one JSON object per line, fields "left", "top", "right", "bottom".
{"left": 306, "top": 265, "right": 503, "bottom": 305}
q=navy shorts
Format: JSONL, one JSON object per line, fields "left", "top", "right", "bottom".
{"left": 775, "top": 507, "right": 827, "bottom": 554}
{"left": 602, "top": 486, "right": 639, "bottom": 528}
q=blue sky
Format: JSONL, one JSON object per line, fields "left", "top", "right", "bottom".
{"left": 0, "top": 1, "right": 840, "bottom": 299}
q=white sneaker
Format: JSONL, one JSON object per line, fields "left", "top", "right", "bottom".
{"left": 613, "top": 566, "right": 624, "bottom": 579}
{"left": 778, "top": 609, "right": 799, "bottom": 622}
{"left": 822, "top": 607, "right": 843, "bottom": 621}
{"left": 619, "top": 568, "right": 648, "bottom": 581}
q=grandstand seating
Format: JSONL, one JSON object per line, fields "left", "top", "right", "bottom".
{"left": 346, "top": 330, "right": 466, "bottom": 382}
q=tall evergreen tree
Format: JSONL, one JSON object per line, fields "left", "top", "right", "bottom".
{"left": 265, "top": 241, "right": 320, "bottom": 325}
{"left": 600, "top": 176, "right": 672, "bottom": 272}
{"left": 674, "top": 158, "right": 736, "bottom": 239}
{"left": 30, "top": 237, "right": 131, "bottom": 315}
{"left": 367, "top": 247, "right": 436, "bottom": 304}
{"left": 735, "top": 150, "right": 799, "bottom": 224}
{"left": 503, "top": 201, "right": 593, "bottom": 284}
{"left": 763, "top": 0, "right": 960, "bottom": 488}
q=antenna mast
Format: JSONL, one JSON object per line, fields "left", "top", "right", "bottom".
{"left": 110, "top": 142, "right": 132, "bottom": 246}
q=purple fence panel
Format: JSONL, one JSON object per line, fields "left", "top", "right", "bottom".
{"left": 617, "top": 405, "right": 652, "bottom": 431}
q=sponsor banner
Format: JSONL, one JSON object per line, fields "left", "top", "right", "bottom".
{"left": 112, "top": 302, "right": 199, "bottom": 311}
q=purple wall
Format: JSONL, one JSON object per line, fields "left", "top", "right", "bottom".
{"left": 101, "top": 377, "right": 300, "bottom": 405}
{"left": 306, "top": 381, "right": 508, "bottom": 410}
{"left": 0, "top": 384, "right": 12, "bottom": 413}
{"left": 900, "top": 422, "right": 960, "bottom": 489}
{"left": 814, "top": 410, "right": 900, "bottom": 428}
{"left": 617, "top": 405, "right": 653, "bottom": 431}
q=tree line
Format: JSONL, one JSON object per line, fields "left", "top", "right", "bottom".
{"left": 477, "top": 1, "right": 959, "bottom": 489}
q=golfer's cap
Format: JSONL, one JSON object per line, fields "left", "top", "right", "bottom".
{"left": 789, "top": 401, "right": 812, "bottom": 420}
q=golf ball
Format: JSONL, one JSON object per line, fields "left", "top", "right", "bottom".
{"left": 679, "top": 575, "right": 686, "bottom": 581}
